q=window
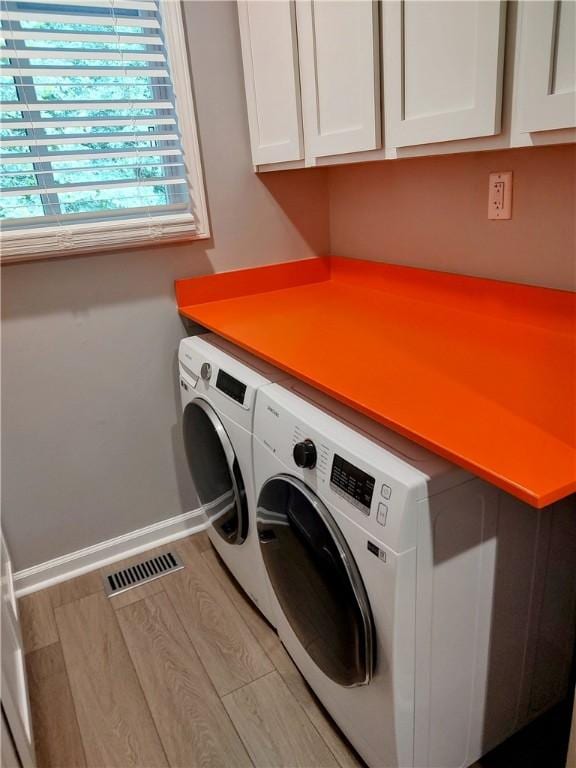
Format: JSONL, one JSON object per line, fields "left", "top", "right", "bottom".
{"left": 0, "top": 0, "right": 208, "bottom": 262}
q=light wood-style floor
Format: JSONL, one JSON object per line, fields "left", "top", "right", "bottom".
{"left": 20, "top": 531, "right": 572, "bottom": 768}
{"left": 19, "top": 532, "right": 364, "bottom": 768}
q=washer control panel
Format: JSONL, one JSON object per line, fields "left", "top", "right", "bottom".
{"left": 215, "top": 368, "right": 247, "bottom": 405}
{"left": 254, "top": 384, "right": 431, "bottom": 553}
{"left": 329, "top": 454, "right": 375, "bottom": 515}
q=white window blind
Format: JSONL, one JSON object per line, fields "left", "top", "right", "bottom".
{"left": 0, "top": 0, "right": 208, "bottom": 261}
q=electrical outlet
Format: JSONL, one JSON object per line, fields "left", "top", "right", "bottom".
{"left": 488, "top": 171, "right": 513, "bottom": 220}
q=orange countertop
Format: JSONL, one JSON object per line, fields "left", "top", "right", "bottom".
{"left": 175, "top": 256, "right": 576, "bottom": 508}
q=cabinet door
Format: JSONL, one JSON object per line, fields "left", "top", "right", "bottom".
{"left": 237, "top": 1, "right": 303, "bottom": 164}
{"left": 383, "top": 1, "right": 506, "bottom": 147}
{"left": 296, "top": 0, "right": 381, "bottom": 160}
{"left": 517, "top": 1, "right": 576, "bottom": 132}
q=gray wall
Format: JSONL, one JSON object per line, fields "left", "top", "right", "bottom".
{"left": 1, "top": 1, "right": 329, "bottom": 571}
{"left": 329, "top": 144, "right": 576, "bottom": 291}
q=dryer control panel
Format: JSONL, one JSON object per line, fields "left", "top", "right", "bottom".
{"left": 330, "top": 454, "right": 375, "bottom": 515}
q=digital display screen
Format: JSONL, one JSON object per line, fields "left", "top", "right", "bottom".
{"left": 216, "top": 369, "right": 247, "bottom": 405}
{"left": 330, "top": 454, "right": 375, "bottom": 513}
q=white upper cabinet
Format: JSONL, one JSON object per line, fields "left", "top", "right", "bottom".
{"left": 383, "top": 0, "right": 507, "bottom": 147}
{"left": 237, "top": 1, "right": 303, "bottom": 164}
{"left": 517, "top": 0, "right": 576, "bottom": 133}
{"left": 237, "top": 0, "right": 574, "bottom": 168}
{"left": 295, "top": 0, "right": 381, "bottom": 160}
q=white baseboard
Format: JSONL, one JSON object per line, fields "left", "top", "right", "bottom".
{"left": 14, "top": 507, "right": 208, "bottom": 598}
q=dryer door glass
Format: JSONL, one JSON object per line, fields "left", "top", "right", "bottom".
{"left": 257, "top": 475, "right": 374, "bottom": 687}
{"left": 183, "top": 399, "right": 248, "bottom": 545}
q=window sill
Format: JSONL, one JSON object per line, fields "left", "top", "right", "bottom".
{"left": 0, "top": 214, "right": 210, "bottom": 265}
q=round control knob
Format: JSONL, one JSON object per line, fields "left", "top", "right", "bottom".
{"left": 200, "top": 362, "right": 212, "bottom": 381}
{"left": 293, "top": 439, "right": 317, "bottom": 469}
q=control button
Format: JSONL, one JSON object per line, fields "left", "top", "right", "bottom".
{"left": 293, "top": 439, "right": 317, "bottom": 469}
{"left": 200, "top": 362, "right": 212, "bottom": 381}
{"left": 377, "top": 502, "right": 388, "bottom": 526}
{"left": 381, "top": 483, "right": 392, "bottom": 500}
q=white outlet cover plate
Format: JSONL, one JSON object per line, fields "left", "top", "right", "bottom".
{"left": 488, "top": 171, "right": 513, "bottom": 220}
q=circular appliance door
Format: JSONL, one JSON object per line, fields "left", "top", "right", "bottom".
{"left": 183, "top": 398, "right": 248, "bottom": 545}
{"left": 257, "top": 474, "right": 374, "bottom": 687}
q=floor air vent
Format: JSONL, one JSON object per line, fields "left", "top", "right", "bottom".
{"left": 103, "top": 551, "right": 184, "bottom": 597}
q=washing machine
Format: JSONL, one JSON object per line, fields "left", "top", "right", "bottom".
{"left": 253, "top": 379, "right": 576, "bottom": 768}
{"left": 178, "top": 333, "right": 287, "bottom": 625}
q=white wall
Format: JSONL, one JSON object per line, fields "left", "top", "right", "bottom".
{"left": 0, "top": 1, "right": 329, "bottom": 571}
{"left": 329, "top": 144, "right": 576, "bottom": 291}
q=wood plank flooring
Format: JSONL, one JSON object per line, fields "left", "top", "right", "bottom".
{"left": 20, "top": 531, "right": 570, "bottom": 768}
{"left": 223, "top": 672, "right": 338, "bottom": 768}
{"left": 168, "top": 539, "right": 273, "bottom": 697}
{"left": 117, "top": 592, "right": 251, "bottom": 768}
{"left": 19, "top": 589, "right": 58, "bottom": 652}
{"left": 20, "top": 532, "right": 364, "bottom": 768}
{"left": 25, "top": 644, "right": 86, "bottom": 768}
{"left": 55, "top": 593, "right": 169, "bottom": 768}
